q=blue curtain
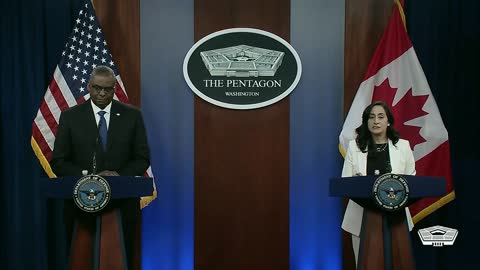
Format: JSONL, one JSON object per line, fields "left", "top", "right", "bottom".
{"left": 0, "top": 0, "right": 81, "bottom": 269}
{"left": 406, "top": 0, "right": 480, "bottom": 269}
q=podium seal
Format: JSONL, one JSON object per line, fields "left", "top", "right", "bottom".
{"left": 73, "top": 174, "right": 111, "bottom": 212}
{"left": 372, "top": 173, "right": 409, "bottom": 211}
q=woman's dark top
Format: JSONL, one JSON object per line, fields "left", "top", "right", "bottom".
{"left": 367, "top": 143, "right": 392, "bottom": 176}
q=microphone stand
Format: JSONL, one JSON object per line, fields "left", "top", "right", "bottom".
{"left": 92, "top": 128, "right": 100, "bottom": 176}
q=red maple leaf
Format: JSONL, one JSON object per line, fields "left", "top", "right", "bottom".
{"left": 372, "top": 78, "right": 429, "bottom": 149}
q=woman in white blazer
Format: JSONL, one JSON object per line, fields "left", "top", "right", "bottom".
{"left": 341, "top": 101, "right": 416, "bottom": 264}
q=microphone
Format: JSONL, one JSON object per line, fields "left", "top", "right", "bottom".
{"left": 92, "top": 126, "right": 101, "bottom": 175}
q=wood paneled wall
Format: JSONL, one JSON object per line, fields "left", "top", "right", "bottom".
{"left": 194, "top": 1, "right": 290, "bottom": 270}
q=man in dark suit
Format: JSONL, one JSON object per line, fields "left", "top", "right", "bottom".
{"left": 51, "top": 65, "right": 150, "bottom": 269}
{"left": 51, "top": 66, "right": 150, "bottom": 177}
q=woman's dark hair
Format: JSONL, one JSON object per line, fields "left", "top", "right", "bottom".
{"left": 355, "top": 101, "right": 400, "bottom": 153}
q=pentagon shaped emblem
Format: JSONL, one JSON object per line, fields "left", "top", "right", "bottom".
{"left": 418, "top": 225, "right": 458, "bottom": 247}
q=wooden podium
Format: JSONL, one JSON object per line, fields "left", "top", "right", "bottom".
{"left": 330, "top": 175, "right": 446, "bottom": 270}
{"left": 41, "top": 176, "right": 153, "bottom": 270}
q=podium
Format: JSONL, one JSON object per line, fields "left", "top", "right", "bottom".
{"left": 330, "top": 175, "right": 446, "bottom": 270}
{"left": 41, "top": 176, "right": 154, "bottom": 270}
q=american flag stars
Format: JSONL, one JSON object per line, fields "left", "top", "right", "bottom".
{"left": 60, "top": 3, "right": 116, "bottom": 100}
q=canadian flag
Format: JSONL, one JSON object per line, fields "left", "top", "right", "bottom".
{"left": 339, "top": 0, "right": 454, "bottom": 223}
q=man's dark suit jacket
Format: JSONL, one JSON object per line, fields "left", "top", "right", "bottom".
{"left": 51, "top": 99, "right": 150, "bottom": 176}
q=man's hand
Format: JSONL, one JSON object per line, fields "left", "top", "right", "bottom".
{"left": 98, "top": 170, "right": 120, "bottom": 176}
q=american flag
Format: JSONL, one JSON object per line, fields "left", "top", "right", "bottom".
{"left": 31, "top": 1, "right": 156, "bottom": 207}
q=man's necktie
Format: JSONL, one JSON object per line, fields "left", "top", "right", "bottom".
{"left": 97, "top": 111, "right": 107, "bottom": 151}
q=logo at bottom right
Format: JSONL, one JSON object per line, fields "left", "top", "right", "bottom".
{"left": 418, "top": 225, "right": 458, "bottom": 247}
